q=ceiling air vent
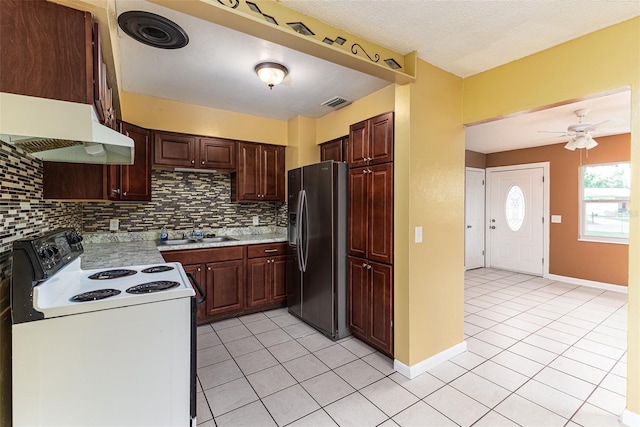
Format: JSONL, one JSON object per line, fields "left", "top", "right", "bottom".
{"left": 321, "top": 96, "right": 351, "bottom": 110}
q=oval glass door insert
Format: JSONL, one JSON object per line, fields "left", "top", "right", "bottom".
{"left": 506, "top": 185, "right": 525, "bottom": 231}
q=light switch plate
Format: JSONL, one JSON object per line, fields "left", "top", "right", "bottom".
{"left": 415, "top": 226, "right": 422, "bottom": 243}
{"left": 109, "top": 219, "right": 119, "bottom": 231}
{"left": 252, "top": 216, "right": 259, "bottom": 226}
{"left": 551, "top": 215, "right": 562, "bottom": 223}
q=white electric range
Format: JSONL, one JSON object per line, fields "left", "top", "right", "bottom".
{"left": 11, "top": 229, "right": 204, "bottom": 427}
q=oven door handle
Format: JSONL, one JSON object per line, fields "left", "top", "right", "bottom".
{"left": 186, "top": 272, "right": 206, "bottom": 306}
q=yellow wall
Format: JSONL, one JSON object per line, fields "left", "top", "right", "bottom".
{"left": 394, "top": 60, "right": 465, "bottom": 365}
{"left": 464, "top": 16, "right": 640, "bottom": 415}
{"left": 286, "top": 116, "right": 318, "bottom": 168}
{"left": 120, "top": 91, "right": 288, "bottom": 145}
{"left": 315, "top": 85, "right": 396, "bottom": 144}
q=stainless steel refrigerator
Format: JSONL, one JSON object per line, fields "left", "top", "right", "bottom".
{"left": 287, "top": 161, "right": 349, "bottom": 340}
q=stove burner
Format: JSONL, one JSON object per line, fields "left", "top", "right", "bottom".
{"left": 126, "top": 281, "right": 180, "bottom": 294}
{"left": 70, "top": 289, "right": 121, "bottom": 302}
{"left": 141, "top": 265, "right": 175, "bottom": 274}
{"left": 88, "top": 269, "right": 137, "bottom": 280}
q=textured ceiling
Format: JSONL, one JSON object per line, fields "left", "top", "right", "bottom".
{"left": 114, "top": 0, "right": 638, "bottom": 151}
{"left": 279, "top": 0, "right": 640, "bottom": 77}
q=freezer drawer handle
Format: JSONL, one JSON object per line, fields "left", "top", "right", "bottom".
{"left": 186, "top": 272, "right": 207, "bottom": 306}
{"left": 264, "top": 249, "right": 278, "bottom": 253}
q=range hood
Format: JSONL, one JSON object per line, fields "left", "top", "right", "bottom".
{"left": 0, "top": 92, "right": 134, "bottom": 164}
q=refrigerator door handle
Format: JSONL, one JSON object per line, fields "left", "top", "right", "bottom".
{"left": 295, "top": 189, "right": 305, "bottom": 272}
{"left": 301, "top": 189, "right": 309, "bottom": 273}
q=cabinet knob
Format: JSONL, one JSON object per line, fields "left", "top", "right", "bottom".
{"left": 197, "top": 267, "right": 201, "bottom": 272}
{"left": 201, "top": 161, "right": 205, "bottom": 165}
{"left": 191, "top": 160, "right": 195, "bottom": 164}
{"left": 123, "top": 191, "right": 127, "bottom": 197}
{"left": 207, "top": 267, "right": 211, "bottom": 271}
{"left": 111, "top": 188, "right": 120, "bottom": 195}
{"left": 367, "top": 264, "right": 372, "bottom": 270}
{"left": 362, "top": 262, "right": 367, "bottom": 268}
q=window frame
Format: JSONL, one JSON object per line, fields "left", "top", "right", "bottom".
{"left": 579, "top": 161, "right": 630, "bottom": 245}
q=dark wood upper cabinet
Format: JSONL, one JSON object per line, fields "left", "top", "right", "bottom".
{"left": 108, "top": 122, "right": 152, "bottom": 201}
{"left": 348, "top": 112, "right": 393, "bottom": 167}
{"left": 153, "top": 131, "right": 236, "bottom": 171}
{"left": 232, "top": 142, "right": 285, "bottom": 202}
{"left": 92, "top": 23, "right": 116, "bottom": 129}
{"left": 200, "top": 138, "right": 236, "bottom": 170}
{"left": 153, "top": 131, "right": 197, "bottom": 168}
{"left": 43, "top": 162, "right": 105, "bottom": 200}
{"left": 0, "top": 0, "right": 93, "bottom": 104}
{"left": 320, "top": 136, "right": 348, "bottom": 162}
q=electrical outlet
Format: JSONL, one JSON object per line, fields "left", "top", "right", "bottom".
{"left": 109, "top": 219, "right": 119, "bottom": 231}
{"left": 415, "top": 226, "right": 422, "bottom": 243}
{"left": 252, "top": 216, "right": 259, "bottom": 226}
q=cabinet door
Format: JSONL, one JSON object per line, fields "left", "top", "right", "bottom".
{"left": 116, "top": 122, "right": 151, "bottom": 201}
{"left": 348, "top": 167, "right": 368, "bottom": 258}
{"left": 183, "top": 263, "right": 206, "bottom": 320}
{"left": 43, "top": 162, "right": 105, "bottom": 200}
{"left": 320, "top": 138, "right": 345, "bottom": 162}
{"left": 368, "top": 163, "right": 394, "bottom": 264}
{"left": 271, "top": 256, "right": 287, "bottom": 303}
{"left": 0, "top": 0, "right": 93, "bottom": 104}
{"left": 348, "top": 120, "right": 369, "bottom": 167}
{"left": 199, "top": 138, "right": 236, "bottom": 170}
{"left": 347, "top": 256, "right": 369, "bottom": 338}
{"left": 368, "top": 261, "right": 393, "bottom": 356}
{"left": 369, "top": 112, "right": 394, "bottom": 165}
{"left": 153, "top": 132, "right": 196, "bottom": 168}
{"left": 260, "top": 145, "right": 285, "bottom": 201}
{"left": 205, "top": 260, "right": 244, "bottom": 315}
{"left": 246, "top": 258, "right": 269, "bottom": 307}
{"left": 234, "top": 142, "right": 260, "bottom": 201}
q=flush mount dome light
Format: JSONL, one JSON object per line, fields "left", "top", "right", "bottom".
{"left": 255, "top": 62, "right": 288, "bottom": 90}
{"left": 118, "top": 11, "right": 188, "bottom": 49}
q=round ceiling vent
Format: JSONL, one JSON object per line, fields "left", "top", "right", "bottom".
{"left": 118, "top": 11, "right": 189, "bottom": 49}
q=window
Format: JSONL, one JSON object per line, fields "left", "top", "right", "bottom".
{"left": 506, "top": 185, "right": 525, "bottom": 231}
{"left": 580, "top": 162, "right": 630, "bottom": 243}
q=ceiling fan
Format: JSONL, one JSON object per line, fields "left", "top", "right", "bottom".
{"left": 540, "top": 109, "right": 611, "bottom": 151}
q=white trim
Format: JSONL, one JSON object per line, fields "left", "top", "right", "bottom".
{"left": 547, "top": 274, "right": 628, "bottom": 294}
{"left": 394, "top": 341, "right": 467, "bottom": 379}
{"left": 465, "top": 167, "right": 486, "bottom": 270}
{"left": 621, "top": 409, "right": 640, "bottom": 427}
{"left": 485, "top": 162, "right": 550, "bottom": 278}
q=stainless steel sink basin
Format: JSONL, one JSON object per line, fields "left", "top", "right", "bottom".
{"left": 158, "top": 236, "right": 238, "bottom": 246}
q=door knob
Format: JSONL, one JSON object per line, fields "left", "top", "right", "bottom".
{"left": 490, "top": 226, "right": 496, "bottom": 229}
{"left": 467, "top": 225, "right": 472, "bottom": 229}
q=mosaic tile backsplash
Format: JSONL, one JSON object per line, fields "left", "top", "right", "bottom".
{"left": 0, "top": 141, "right": 82, "bottom": 256}
{"left": 81, "top": 170, "right": 287, "bottom": 233}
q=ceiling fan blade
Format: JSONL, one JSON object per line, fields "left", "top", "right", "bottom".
{"left": 584, "top": 120, "right": 612, "bottom": 131}
{"left": 537, "top": 130, "right": 572, "bottom": 136}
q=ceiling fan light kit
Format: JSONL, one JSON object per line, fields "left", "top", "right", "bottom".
{"left": 561, "top": 109, "right": 604, "bottom": 151}
{"left": 255, "top": 62, "right": 288, "bottom": 90}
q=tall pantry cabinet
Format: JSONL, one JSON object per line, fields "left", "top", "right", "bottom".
{"left": 347, "top": 112, "right": 394, "bottom": 357}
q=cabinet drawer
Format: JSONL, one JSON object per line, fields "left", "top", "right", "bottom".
{"left": 162, "top": 246, "right": 244, "bottom": 264}
{"left": 247, "top": 243, "right": 287, "bottom": 258}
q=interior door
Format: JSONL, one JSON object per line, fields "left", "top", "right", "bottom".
{"left": 465, "top": 168, "right": 485, "bottom": 269}
{"left": 488, "top": 167, "right": 544, "bottom": 275}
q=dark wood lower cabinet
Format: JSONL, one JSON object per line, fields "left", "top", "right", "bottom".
{"left": 348, "top": 256, "right": 393, "bottom": 357}
{"left": 162, "top": 243, "right": 286, "bottom": 323}
{"left": 206, "top": 260, "right": 244, "bottom": 316}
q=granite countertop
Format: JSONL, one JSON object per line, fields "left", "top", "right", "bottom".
{"left": 80, "top": 226, "right": 287, "bottom": 269}
{"left": 80, "top": 241, "right": 165, "bottom": 270}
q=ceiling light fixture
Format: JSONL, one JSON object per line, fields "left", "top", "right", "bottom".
{"left": 564, "top": 133, "right": 598, "bottom": 151}
{"left": 255, "top": 62, "right": 288, "bottom": 90}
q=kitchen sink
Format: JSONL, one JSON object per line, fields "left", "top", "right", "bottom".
{"left": 158, "top": 236, "right": 238, "bottom": 246}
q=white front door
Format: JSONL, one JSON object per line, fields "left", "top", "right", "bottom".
{"left": 465, "top": 168, "right": 485, "bottom": 270}
{"left": 487, "top": 166, "right": 544, "bottom": 275}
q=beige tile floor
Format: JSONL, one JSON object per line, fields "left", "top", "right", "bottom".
{"left": 196, "top": 268, "right": 628, "bottom": 426}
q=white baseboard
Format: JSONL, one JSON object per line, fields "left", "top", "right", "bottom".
{"left": 621, "top": 409, "right": 640, "bottom": 427}
{"left": 547, "top": 274, "right": 627, "bottom": 294}
{"left": 394, "top": 341, "right": 467, "bottom": 379}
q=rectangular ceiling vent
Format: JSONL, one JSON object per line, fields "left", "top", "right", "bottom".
{"left": 321, "top": 96, "right": 351, "bottom": 109}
